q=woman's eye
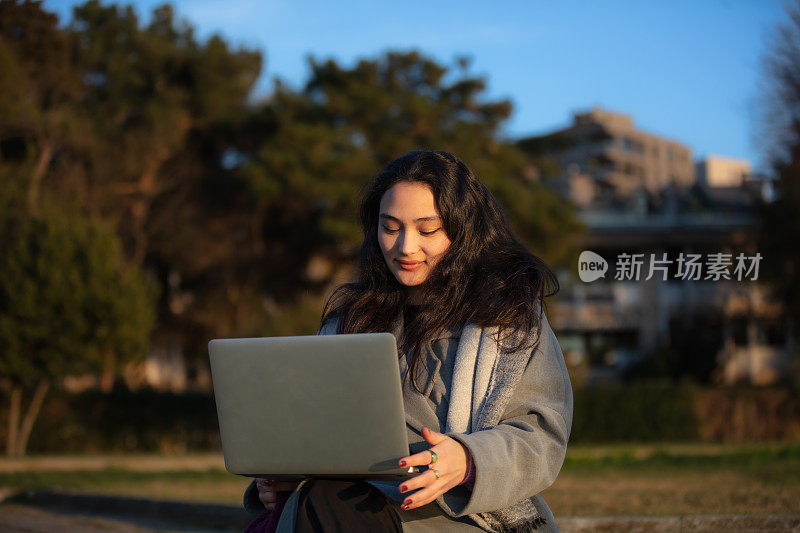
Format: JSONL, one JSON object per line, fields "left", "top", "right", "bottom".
{"left": 420, "top": 228, "right": 440, "bottom": 236}
{"left": 382, "top": 225, "right": 399, "bottom": 233}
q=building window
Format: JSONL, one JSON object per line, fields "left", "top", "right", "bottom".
{"left": 622, "top": 137, "right": 632, "bottom": 151}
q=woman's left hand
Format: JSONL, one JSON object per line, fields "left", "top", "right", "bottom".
{"left": 397, "top": 426, "right": 469, "bottom": 510}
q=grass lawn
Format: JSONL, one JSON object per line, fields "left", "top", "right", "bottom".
{"left": 542, "top": 441, "right": 800, "bottom": 516}
{"left": 1, "top": 442, "right": 799, "bottom": 516}
{"left": 2, "top": 467, "right": 251, "bottom": 504}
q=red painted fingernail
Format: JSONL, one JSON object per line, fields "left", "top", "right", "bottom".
{"left": 399, "top": 460, "right": 406, "bottom": 467}
{"left": 401, "top": 504, "right": 409, "bottom": 510}
{"left": 399, "top": 485, "right": 407, "bottom": 492}
{"left": 404, "top": 499, "right": 412, "bottom": 506}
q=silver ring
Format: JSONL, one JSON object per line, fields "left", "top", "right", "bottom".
{"left": 429, "top": 451, "right": 438, "bottom": 464}
{"left": 432, "top": 469, "right": 441, "bottom": 479}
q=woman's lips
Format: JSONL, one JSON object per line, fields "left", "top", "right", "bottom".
{"left": 397, "top": 259, "right": 423, "bottom": 271}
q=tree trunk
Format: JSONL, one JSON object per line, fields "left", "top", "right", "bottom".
{"left": 129, "top": 160, "right": 164, "bottom": 266}
{"left": 28, "top": 140, "right": 55, "bottom": 216}
{"left": 5, "top": 386, "right": 21, "bottom": 457}
{"left": 100, "top": 352, "right": 115, "bottom": 393}
{"left": 130, "top": 197, "right": 150, "bottom": 266}
{"left": 14, "top": 380, "right": 50, "bottom": 457}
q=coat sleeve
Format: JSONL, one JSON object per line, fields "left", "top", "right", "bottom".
{"left": 243, "top": 479, "right": 264, "bottom": 514}
{"left": 439, "top": 310, "right": 573, "bottom": 517}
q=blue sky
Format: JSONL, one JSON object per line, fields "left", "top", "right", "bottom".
{"left": 45, "top": 0, "right": 787, "bottom": 172}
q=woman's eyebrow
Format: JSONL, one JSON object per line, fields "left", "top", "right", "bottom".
{"left": 379, "top": 213, "right": 441, "bottom": 222}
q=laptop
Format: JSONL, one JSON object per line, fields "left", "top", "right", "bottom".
{"left": 208, "top": 333, "right": 420, "bottom": 480}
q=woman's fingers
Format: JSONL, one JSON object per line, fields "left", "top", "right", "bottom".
{"left": 397, "top": 430, "right": 470, "bottom": 510}
{"left": 421, "top": 426, "right": 447, "bottom": 446}
{"left": 398, "top": 462, "right": 466, "bottom": 510}
{"left": 400, "top": 447, "right": 440, "bottom": 467}
{"left": 399, "top": 466, "right": 439, "bottom": 492}
{"left": 401, "top": 482, "right": 442, "bottom": 509}
{"left": 256, "top": 478, "right": 300, "bottom": 510}
{"left": 399, "top": 427, "right": 452, "bottom": 468}
{"left": 258, "top": 488, "right": 276, "bottom": 510}
{"left": 399, "top": 468, "right": 455, "bottom": 510}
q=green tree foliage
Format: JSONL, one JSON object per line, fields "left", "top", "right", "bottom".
{"left": 0, "top": 208, "right": 154, "bottom": 455}
{"left": 1, "top": 0, "right": 264, "bottom": 344}
{"left": 66, "top": 0, "right": 262, "bottom": 265}
{"left": 0, "top": 0, "right": 156, "bottom": 455}
{"left": 67, "top": 1, "right": 265, "bottom": 342}
{"left": 298, "top": 51, "right": 582, "bottom": 264}
{"left": 154, "top": 50, "right": 583, "bottom": 339}
{"left": 1, "top": 0, "right": 581, "bottom": 402}
{"left": 240, "top": 51, "right": 582, "bottom": 275}
{"left": 0, "top": 0, "right": 85, "bottom": 214}
{"left": 758, "top": 1, "right": 800, "bottom": 349}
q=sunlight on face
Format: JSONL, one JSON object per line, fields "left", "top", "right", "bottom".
{"left": 378, "top": 182, "right": 451, "bottom": 302}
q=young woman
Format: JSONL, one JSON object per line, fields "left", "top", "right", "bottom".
{"left": 244, "top": 150, "right": 573, "bottom": 532}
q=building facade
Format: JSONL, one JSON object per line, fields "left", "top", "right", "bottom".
{"left": 519, "top": 107, "right": 695, "bottom": 210}
{"left": 520, "top": 108, "right": 789, "bottom": 386}
{"left": 696, "top": 155, "right": 752, "bottom": 188}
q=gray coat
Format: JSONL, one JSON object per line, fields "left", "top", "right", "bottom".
{"left": 244, "top": 309, "right": 573, "bottom": 532}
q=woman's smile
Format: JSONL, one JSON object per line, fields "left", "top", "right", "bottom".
{"left": 397, "top": 259, "right": 424, "bottom": 271}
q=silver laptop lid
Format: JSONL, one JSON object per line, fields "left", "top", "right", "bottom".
{"left": 209, "top": 333, "right": 415, "bottom": 479}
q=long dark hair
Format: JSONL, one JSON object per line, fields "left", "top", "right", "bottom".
{"left": 321, "top": 150, "right": 559, "bottom": 393}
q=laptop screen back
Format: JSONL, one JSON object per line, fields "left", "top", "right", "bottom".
{"left": 209, "top": 333, "right": 412, "bottom": 479}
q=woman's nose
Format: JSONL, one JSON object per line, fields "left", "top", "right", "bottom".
{"left": 398, "top": 230, "right": 419, "bottom": 255}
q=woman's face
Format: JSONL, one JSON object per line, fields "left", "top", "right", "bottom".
{"left": 378, "top": 182, "right": 451, "bottom": 300}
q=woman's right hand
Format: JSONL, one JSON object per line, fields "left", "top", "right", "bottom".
{"left": 255, "top": 478, "right": 300, "bottom": 511}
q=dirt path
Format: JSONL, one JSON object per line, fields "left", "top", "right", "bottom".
{"left": 4, "top": 501, "right": 800, "bottom": 533}
{"left": 0, "top": 503, "right": 156, "bottom": 533}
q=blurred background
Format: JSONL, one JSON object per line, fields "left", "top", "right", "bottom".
{"left": 1, "top": 0, "right": 799, "bottom": 530}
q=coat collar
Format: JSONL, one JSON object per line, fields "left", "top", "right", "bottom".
{"left": 389, "top": 308, "right": 462, "bottom": 345}
{"left": 391, "top": 311, "right": 462, "bottom": 393}
{"left": 390, "top": 311, "right": 464, "bottom": 434}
